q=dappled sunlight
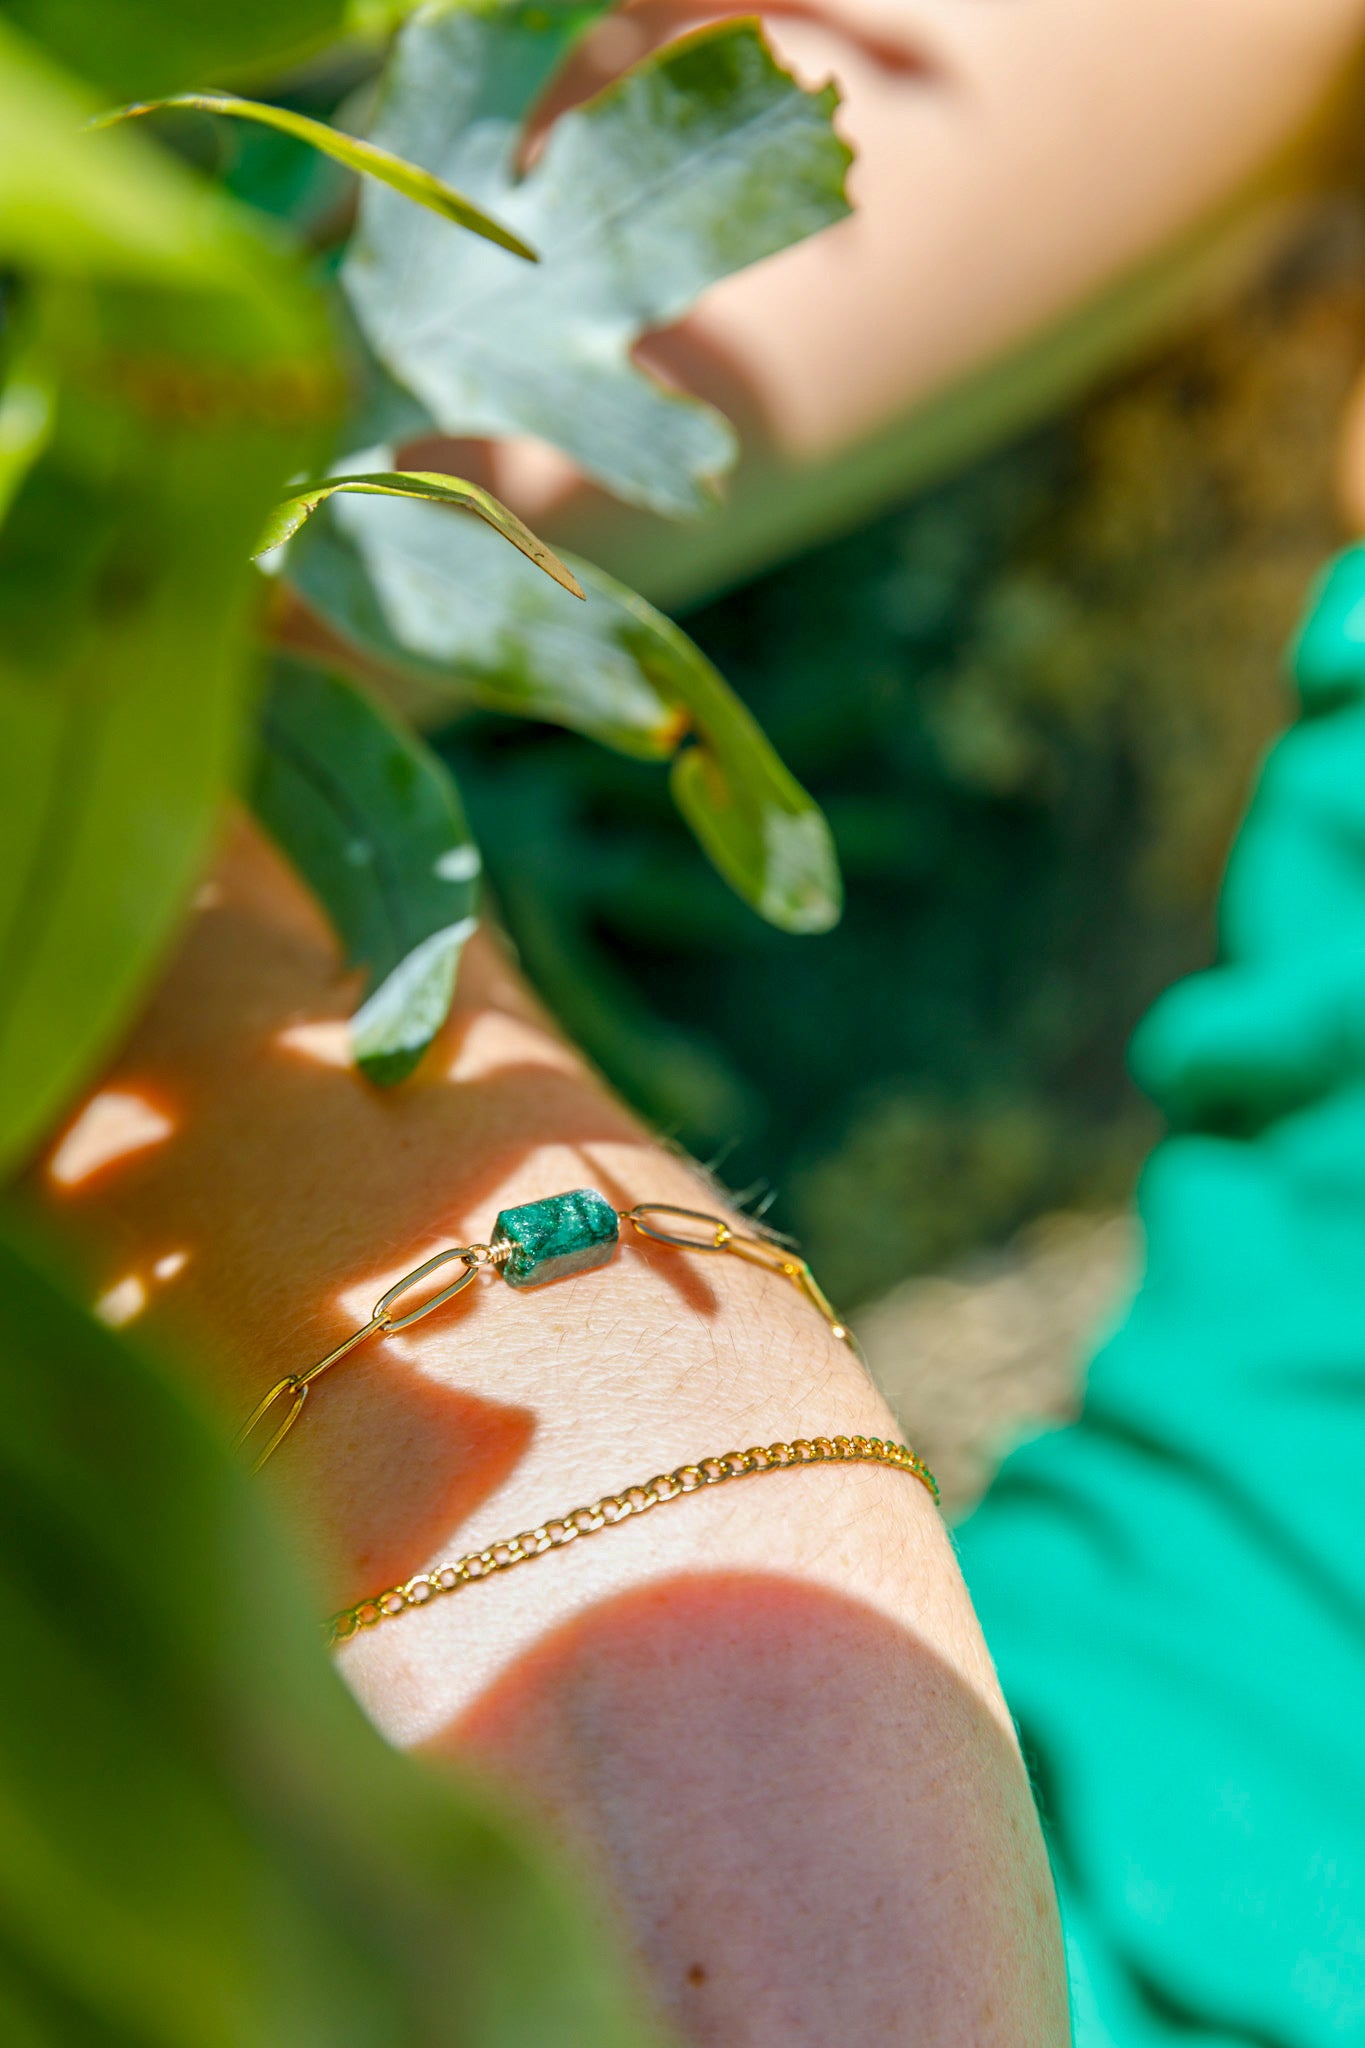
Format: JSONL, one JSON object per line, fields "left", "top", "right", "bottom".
{"left": 276, "top": 1019, "right": 354, "bottom": 1069}
{"left": 94, "top": 1274, "right": 147, "bottom": 1328}
{"left": 47, "top": 1089, "right": 176, "bottom": 1190}
{"left": 447, "top": 1010, "right": 581, "bottom": 1084}
{"left": 24, "top": 835, "right": 726, "bottom": 1604}
{"left": 93, "top": 1246, "right": 192, "bottom": 1329}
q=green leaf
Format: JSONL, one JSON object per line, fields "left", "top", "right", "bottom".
{"left": 284, "top": 487, "right": 843, "bottom": 933}
{"left": 0, "top": 1216, "right": 657, "bottom": 2045}
{"left": 0, "top": 354, "right": 54, "bottom": 526}
{"left": 96, "top": 92, "right": 538, "bottom": 263}
{"left": 2, "top": 0, "right": 347, "bottom": 102}
{"left": 0, "top": 25, "right": 339, "bottom": 1177}
{"left": 251, "top": 661, "right": 482, "bottom": 1082}
{"left": 257, "top": 468, "right": 584, "bottom": 596}
{"left": 343, "top": 5, "right": 852, "bottom": 516}
{"left": 0, "top": 19, "right": 322, "bottom": 300}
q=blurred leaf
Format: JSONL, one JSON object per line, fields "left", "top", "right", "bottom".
{"left": 250, "top": 660, "right": 481, "bottom": 1082}
{"left": 284, "top": 486, "right": 843, "bottom": 931}
{"left": 257, "top": 467, "right": 583, "bottom": 595}
{"left": 0, "top": 22, "right": 237, "bottom": 288}
{"left": 0, "top": 19, "right": 325, "bottom": 295}
{"left": 0, "top": 1215, "right": 657, "bottom": 2045}
{"left": 344, "top": 5, "right": 851, "bottom": 516}
{"left": 662, "top": 650, "right": 844, "bottom": 938}
{"left": 0, "top": 26, "right": 338, "bottom": 1177}
{"left": 0, "top": 353, "right": 54, "bottom": 524}
{"left": 3, "top": 0, "right": 347, "bottom": 102}
{"left": 98, "top": 93, "right": 538, "bottom": 262}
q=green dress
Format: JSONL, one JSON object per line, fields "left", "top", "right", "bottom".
{"left": 958, "top": 546, "right": 1365, "bottom": 2043}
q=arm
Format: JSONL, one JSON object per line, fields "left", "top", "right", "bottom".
{"left": 29, "top": 817, "right": 1067, "bottom": 2047}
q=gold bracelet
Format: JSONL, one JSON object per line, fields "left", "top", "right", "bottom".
{"left": 235, "top": 1189, "right": 863, "bottom": 1472}
{"left": 328, "top": 1434, "right": 939, "bottom": 1646}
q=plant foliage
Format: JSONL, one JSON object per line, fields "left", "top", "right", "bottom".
{"left": 4, "top": 0, "right": 852, "bottom": 1108}
{"left": 285, "top": 483, "right": 843, "bottom": 932}
{"left": 2, "top": 0, "right": 346, "bottom": 100}
{"left": 0, "top": 19, "right": 335, "bottom": 1175}
{"left": 0, "top": 1217, "right": 655, "bottom": 2045}
{"left": 99, "top": 90, "right": 539, "bottom": 261}
{"left": 345, "top": 1, "right": 852, "bottom": 515}
{"left": 0, "top": 0, "right": 857, "bottom": 2023}
{"left": 251, "top": 661, "right": 483, "bottom": 1082}
{"left": 257, "top": 466, "right": 583, "bottom": 592}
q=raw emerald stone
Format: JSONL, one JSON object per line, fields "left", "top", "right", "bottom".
{"left": 492, "top": 1187, "right": 619, "bottom": 1289}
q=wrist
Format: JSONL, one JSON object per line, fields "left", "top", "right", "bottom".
{"left": 25, "top": 822, "right": 977, "bottom": 1735}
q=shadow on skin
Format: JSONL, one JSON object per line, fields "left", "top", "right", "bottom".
{"left": 290, "top": 1374, "right": 536, "bottom": 1608}
{"left": 434, "top": 1570, "right": 1067, "bottom": 2047}
{"left": 27, "top": 823, "right": 727, "bottom": 1607}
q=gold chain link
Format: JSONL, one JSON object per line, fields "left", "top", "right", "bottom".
{"left": 327, "top": 1434, "right": 939, "bottom": 1647}
{"left": 236, "top": 1200, "right": 864, "bottom": 1473}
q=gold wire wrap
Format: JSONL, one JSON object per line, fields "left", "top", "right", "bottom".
{"left": 235, "top": 1199, "right": 863, "bottom": 1473}
{"left": 327, "top": 1433, "right": 939, "bottom": 1646}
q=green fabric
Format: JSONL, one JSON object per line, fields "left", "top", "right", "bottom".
{"left": 958, "top": 544, "right": 1365, "bottom": 2045}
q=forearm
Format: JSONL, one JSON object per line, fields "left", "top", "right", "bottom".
{"left": 28, "top": 819, "right": 1067, "bottom": 2045}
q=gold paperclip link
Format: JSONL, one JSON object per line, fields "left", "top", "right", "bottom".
{"left": 237, "top": 1246, "right": 486, "bottom": 1471}
{"left": 296, "top": 1313, "right": 387, "bottom": 1390}
{"left": 232, "top": 1375, "right": 308, "bottom": 1475}
{"left": 243, "top": 1197, "right": 859, "bottom": 1478}
{"left": 622, "top": 1203, "right": 734, "bottom": 1251}
{"left": 374, "top": 1245, "right": 481, "bottom": 1331}
{"left": 622, "top": 1203, "right": 858, "bottom": 1351}
{"left": 723, "top": 1232, "right": 856, "bottom": 1346}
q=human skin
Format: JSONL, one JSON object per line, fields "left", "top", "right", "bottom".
{"left": 28, "top": 820, "right": 1069, "bottom": 2046}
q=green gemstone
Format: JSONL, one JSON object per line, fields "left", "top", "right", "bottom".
{"left": 492, "top": 1187, "right": 619, "bottom": 1289}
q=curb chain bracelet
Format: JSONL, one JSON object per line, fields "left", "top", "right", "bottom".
{"left": 231, "top": 1186, "right": 939, "bottom": 1639}
{"left": 328, "top": 1433, "right": 938, "bottom": 1645}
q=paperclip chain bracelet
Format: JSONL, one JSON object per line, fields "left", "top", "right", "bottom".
{"left": 328, "top": 1434, "right": 939, "bottom": 1646}
{"left": 235, "top": 1189, "right": 867, "bottom": 1473}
